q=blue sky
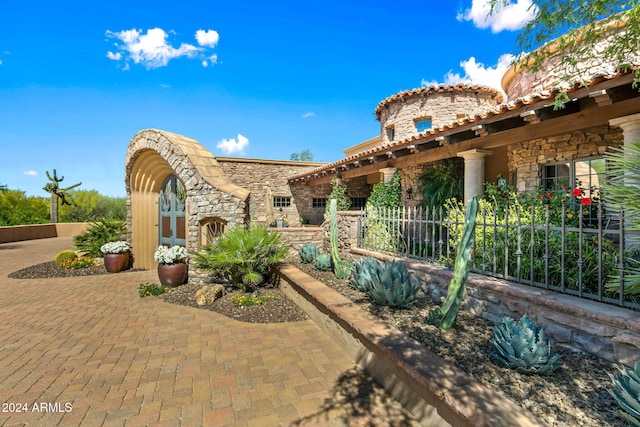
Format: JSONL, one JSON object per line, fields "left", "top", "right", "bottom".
{"left": 0, "top": 0, "right": 537, "bottom": 197}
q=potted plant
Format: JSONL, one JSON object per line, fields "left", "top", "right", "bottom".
{"left": 100, "top": 241, "right": 131, "bottom": 273}
{"left": 154, "top": 245, "right": 189, "bottom": 287}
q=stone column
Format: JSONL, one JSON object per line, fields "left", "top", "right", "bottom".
{"left": 457, "top": 149, "right": 492, "bottom": 203}
{"left": 379, "top": 167, "right": 397, "bottom": 183}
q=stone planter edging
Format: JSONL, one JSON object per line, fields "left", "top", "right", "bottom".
{"left": 278, "top": 263, "right": 547, "bottom": 427}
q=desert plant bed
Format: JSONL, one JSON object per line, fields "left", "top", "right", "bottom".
{"left": 290, "top": 256, "right": 626, "bottom": 427}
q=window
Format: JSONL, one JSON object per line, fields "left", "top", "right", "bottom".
{"left": 385, "top": 126, "right": 395, "bottom": 142}
{"left": 350, "top": 197, "right": 367, "bottom": 209}
{"left": 415, "top": 118, "right": 432, "bottom": 133}
{"left": 541, "top": 158, "right": 605, "bottom": 200}
{"left": 273, "top": 197, "right": 291, "bottom": 208}
{"left": 312, "top": 198, "right": 326, "bottom": 208}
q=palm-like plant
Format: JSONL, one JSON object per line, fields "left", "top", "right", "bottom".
{"left": 73, "top": 218, "right": 126, "bottom": 257}
{"left": 604, "top": 141, "right": 640, "bottom": 296}
{"left": 418, "top": 158, "right": 464, "bottom": 208}
{"left": 195, "top": 224, "right": 289, "bottom": 291}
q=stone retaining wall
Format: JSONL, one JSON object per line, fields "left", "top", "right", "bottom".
{"left": 352, "top": 247, "right": 640, "bottom": 367}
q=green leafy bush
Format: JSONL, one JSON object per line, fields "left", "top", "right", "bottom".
{"left": 73, "top": 218, "right": 127, "bottom": 257}
{"left": 608, "top": 363, "right": 640, "bottom": 427}
{"left": 231, "top": 294, "right": 275, "bottom": 306}
{"left": 195, "top": 224, "right": 289, "bottom": 291}
{"left": 138, "top": 283, "right": 169, "bottom": 297}
{"left": 490, "top": 315, "right": 561, "bottom": 375}
{"left": 55, "top": 250, "right": 78, "bottom": 266}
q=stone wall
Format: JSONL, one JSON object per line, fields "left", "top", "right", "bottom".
{"left": 322, "top": 211, "right": 361, "bottom": 256}
{"left": 217, "top": 159, "right": 327, "bottom": 227}
{"left": 378, "top": 89, "right": 501, "bottom": 144}
{"left": 503, "top": 22, "right": 639, "bottom": 99}
{"left": 508, "top": 125, "right": 624, "bottom": 192}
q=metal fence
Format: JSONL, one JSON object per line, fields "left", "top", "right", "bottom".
{"left": 356, "top": 202, "right": 639, "bottom": 311}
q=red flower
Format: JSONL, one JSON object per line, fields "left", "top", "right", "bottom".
{"left": 546, "top": 193, "right": 553, "bottom": 199}
{"left": 581, "top": 197, "right": 592, "bottom": 206}
{"left": 572, "top": 188, "right": 582, "bottom": 197}
{"left": 539, "top": 194, "right": 545, "bottom": 200}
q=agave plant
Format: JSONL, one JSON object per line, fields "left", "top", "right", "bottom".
{"left": 490, "top": 315, "right": 561, "bottom": 375}
{"left": 366, "top": 260, "right": 417, "bottom": 309}
{"left": 300, "top": 243, "right": 318, "bottom": 263}
{"left": 314, "top": 253, "right": 333, "bottom": 271}
{"left": 608, "top": 363, "right": 640, "bottom": 427}
{"left": 350, "top": 257, "right": 381, "bottom": 292}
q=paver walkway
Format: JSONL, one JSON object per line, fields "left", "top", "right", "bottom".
{"left": 0, "top": 238, "right": 418, "bottom": 426}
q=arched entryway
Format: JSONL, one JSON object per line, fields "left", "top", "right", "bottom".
{"left": 125, "top": 129, "right": 250, "bottom": 269}
{"left": 159, "top": 175, "right": 186, "bottom": 247}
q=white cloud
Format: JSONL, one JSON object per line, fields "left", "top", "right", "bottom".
{"left": 105, "top": 27, "right": 205, "bottom": 69}
{"left": 23, "top": 170, "right": 38, "bottom": 176}
{"left": 216, "top": 134, "right": 249, "bottom": 155}
{"left": 457, "top": 0, "right": 537, "bottom": 33}
{"left": 301, "top": 112, "right": 316, "bottom": 119}
{"left": 202, "top": 54, "right": 218, "bottom": 67}
{"left": 422, "top": 53, "right": 514, "bottom": 100}
{"left": 195, "top": 29, "right": 219, "bottom": 47}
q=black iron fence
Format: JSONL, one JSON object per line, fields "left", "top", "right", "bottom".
{"left": 357, "top": 201, "right": 639, "bottom": 311}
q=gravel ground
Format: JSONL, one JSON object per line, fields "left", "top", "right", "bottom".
{"left": 10, "top": 259, "right": 628, "bottom": 426}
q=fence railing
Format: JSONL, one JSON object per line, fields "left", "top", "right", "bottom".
{"left": 357, "top": 202, "right": 639, "bottom": 311}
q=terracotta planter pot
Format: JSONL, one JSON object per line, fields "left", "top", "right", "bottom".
{"left": 158, "top": 262, "right": 188, "bottom": 287}
{"left": 104, "top": 252, "right": 130, "bottom": 273}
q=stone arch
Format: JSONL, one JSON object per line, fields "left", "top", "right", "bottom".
{"left": 125, "top": 129, "right": 249, "bottom": 269}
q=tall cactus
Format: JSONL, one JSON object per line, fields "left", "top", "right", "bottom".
{"left": 428, "top": 196, "right": 478, "bottom": 330}
{"left": 42, "top": 169, "right": 81, "bottom": 223}
{"left": 329, "top": 199, "right": 352, "bottom": 279}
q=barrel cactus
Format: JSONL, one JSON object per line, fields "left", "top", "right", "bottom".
{"left": 366, "top": 260, "right": 418, "bottom": 308}
{"left": 55, "top": 250, "right": 78, "bottom": 266}
{"left": 314, "top": 253, "right": 333, "bottom": 271}
{"left": 350, "top": 257, "right": 380, "bottom": 292}
{"left": 300, "top": 243, "right": 318, "bottom": 264}
{"left": 608, "top": 363, "right": 640, "bottom": 427}
{"left": 490, "top": 315, "right": 561, "bottom": 375}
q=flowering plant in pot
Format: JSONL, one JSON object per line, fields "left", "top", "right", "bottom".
{"left": 100, "top": 241, "right": 131, "bottom": 273}
{"left": 154, "top": 245, "right": 188, "bottom": 287}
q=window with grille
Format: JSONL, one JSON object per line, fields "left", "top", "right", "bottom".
{"left": 350, "top": 197, "right": 367, "bottom": 209}
{"left": 273, "top": 197, "right": 291, "bottom": 207}
{"left": 312, "top": 198, "right": 326, "bottom": 208}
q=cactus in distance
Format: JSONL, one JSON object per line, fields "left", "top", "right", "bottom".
{"left": 350, "top": 257, "right": 381, "bottom": 292}
{"left": 55, "top": 250, "right": 78, "bottom": 266}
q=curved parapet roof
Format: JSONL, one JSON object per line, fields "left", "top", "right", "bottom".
{"left": 125, "top": 128, "right": 250, "bottom": 201}
{"left": 374, "top": 84, "right": 504, "bottom": 118}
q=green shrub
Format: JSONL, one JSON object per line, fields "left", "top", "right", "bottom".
{"left": 195, "top": 224, "right": 289, "bottom": 292}
{"left": 314, "top": 254, "right": 333, "bottom": 271}
{"left": 231, "top": 294, "right": 275, "bottom": 306}
{"left": 138, "top": 283, "right": 168, "bottom": 297}
{"left": 73, "top": 218, "right": 126, "bottom": 257}
{"left": 55, "top": 250, "right": 78, "bottom": 266}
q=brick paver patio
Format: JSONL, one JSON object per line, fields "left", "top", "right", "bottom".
{"left": 0, "top": 238, "right": 418, "bottom": 426}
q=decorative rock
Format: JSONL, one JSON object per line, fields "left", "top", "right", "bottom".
{"left": 195, "top": 284, "right": 225, "bottom": 306}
